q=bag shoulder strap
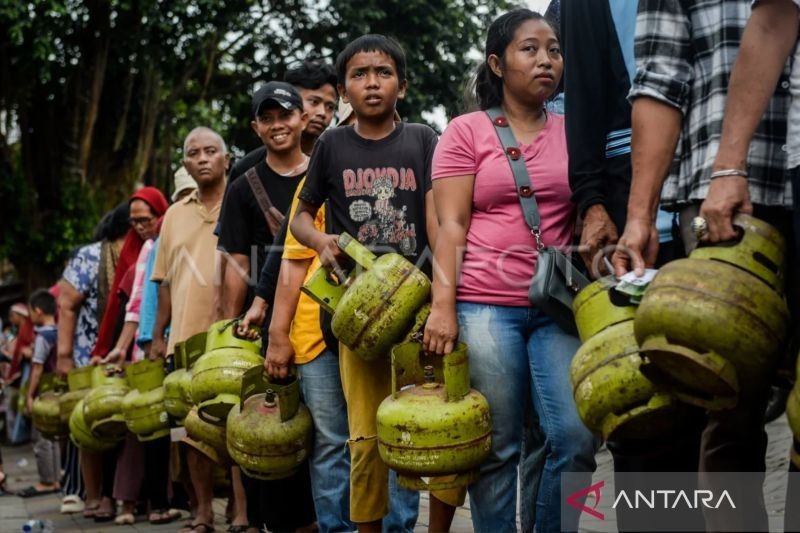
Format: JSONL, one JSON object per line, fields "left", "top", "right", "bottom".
{"left": 485, "top": 107, "right": 542, "bottom": 246}
{"left": 244, "top": 166, "right": 276, "bottom": 219}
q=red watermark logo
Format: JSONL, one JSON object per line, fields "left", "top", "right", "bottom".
{"left": 566, "top": 480, "right": 605, "bottom": 520}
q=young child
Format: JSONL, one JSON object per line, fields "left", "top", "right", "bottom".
{"left": 20, "top": 288, "right": 60, "bottom": 498}
{"left": 291, "top": 34, "right": 462, "bottom": 533}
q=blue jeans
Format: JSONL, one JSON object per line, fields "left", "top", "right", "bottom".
{"left": 299, "top": 350, "right": 355, "bottom": 533}
{"left": 385, "top": 470, "right": 420, "bottom": 533}
{"left": 300, "top": 350, "right": 417, "bottom": 532}
{"left": 457, "top": 303, "right": 598, "bottom": 533}
{"left": 519, "top": 408, "right": 546, "bottom": 532}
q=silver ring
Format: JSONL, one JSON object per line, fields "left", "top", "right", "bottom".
{"left": 690, "top": 216, "right": 708, "bottom": 238}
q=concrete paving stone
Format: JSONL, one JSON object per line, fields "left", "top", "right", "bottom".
{"left": 0, "top": 414, "right": 796, "bottom": 531}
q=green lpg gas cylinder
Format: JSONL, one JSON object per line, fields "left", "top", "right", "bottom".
{"left": 69, "top": 398, "right": 120, "bottom": 452}
{"left": 302, "top": 233, "right": 430, "bottom": 361}
{"left": 59, "top": 366, "right": 94, "bottom": 425}
{"left": 226, "top": 367, "right": 312, "bottom": 480}
{"left": 376, "top": 341, "right": 491, "bottom": 491}
{"left": 191, "top": 320, "right": 263, "bottom": 424}
{"left": 634, "top": 215, "right": 789, "bottom": 409}
{"left": 83, "top": 365, "right": 129, "bottom": 438}
{"left": 32, "top": 374, "right": 68, "bottom": 438}
{"left": 183, "top": 406, "right": 230, "bottom": 464}
{"left": 570, "top": 277, "right": 683, "bottom": 441}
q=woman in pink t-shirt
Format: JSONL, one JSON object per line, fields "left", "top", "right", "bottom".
{"left": 424, "top": 9, "right": 597, "bottom": 532}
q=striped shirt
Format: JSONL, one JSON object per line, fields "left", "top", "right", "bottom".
{"left": 124, "top": 238, "right": 154, "bottom": 361}
{"left": 630, "top": 0, "right": 792, "bottom": 210}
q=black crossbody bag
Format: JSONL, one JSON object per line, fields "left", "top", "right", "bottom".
{"left": 486, "top": 107, "right": 588, "bottom": 335}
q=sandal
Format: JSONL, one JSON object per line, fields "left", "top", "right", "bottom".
{"left": 188, "top": 522, "right": 215, "bottom": 533}
{"left": 61, "top": 494, "right": 85, "bottom": 514}
{"left": 226, "top": 526, "right": 249, "bottom": 533}
{"left": 17, "top": 485, "right": 60, "bottom": 498}
{"left": 94, "top": 509, "right": 116, "bottom": 522}
{"left": 149, "top": 508, "right": 182, "bottom": 525}
{"left": 114, "top": 513, "right": 135, "bottom": 526}
{"left": 179, "top": 520, "right": 199, "bottom": 533}
{"left": 83, "top": 501, "right": 101, "bottom": 519}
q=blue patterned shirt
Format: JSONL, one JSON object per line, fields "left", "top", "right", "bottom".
{"left": 61, "top": 242, "right": 101, "bottom": 367}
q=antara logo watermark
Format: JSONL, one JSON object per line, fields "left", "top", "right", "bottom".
{"left": 612, "top": 489, "right": 736, "bottom": 510}
{"left": 565, "top": 480, "right": 736, "bottom": 521}
{"left": 566, "top": 481, "right": 605, "bottom": 520}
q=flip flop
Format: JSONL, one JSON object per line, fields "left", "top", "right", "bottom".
{"left": 17, "top": 485, "right": 60, "bottom": 498}
{"left": 188, "top": 523, "right": 215, "bottom": 533}
{"left": 226, "top": 525, "right": 249, "bottom": 533}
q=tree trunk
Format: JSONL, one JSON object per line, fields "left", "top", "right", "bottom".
{"left": 132, "top": 67, "right": 162, "bottom": 185}
{"left": 78, "top": 32, "right": 110, "bottom": 181}
{"left": 114, "top": 69, "right": 137, "bottom": 153}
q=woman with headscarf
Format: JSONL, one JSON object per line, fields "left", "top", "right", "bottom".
{"left": 105, "top": 215, "right": 182, "bottom": 526}
{"left": 83, "top": 187, "right": 168, "bottom": 522}
{"left": 92, "top": 187, "right": 169, "bottom": 362}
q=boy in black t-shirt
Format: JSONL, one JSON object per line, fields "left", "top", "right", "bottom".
{"left": 291, "top": 34, "right": 462, "bottom": 533}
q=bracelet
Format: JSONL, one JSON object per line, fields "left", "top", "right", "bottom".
{"left": 710, "top": 169, "right": 748, "bottom": 180}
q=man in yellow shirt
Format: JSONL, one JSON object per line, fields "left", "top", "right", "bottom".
{"left": 242, "top": 108, "right": 422, "bottom": 533}
{"left": 260, "top": 180, "right": 354, "bottom": 532}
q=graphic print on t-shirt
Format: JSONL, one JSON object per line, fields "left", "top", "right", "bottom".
{"left": 299, "top": 122, "right": 437, "bottom": 265}
{"left": 343, "top": 167, "right": 418, "bottom": 255}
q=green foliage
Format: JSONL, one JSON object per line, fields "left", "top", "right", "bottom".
{"left": 0, "top": 0, "right": 512, "bottom": 285}
{"left": 0, "top": 143, "right": 97, "bottom": 283}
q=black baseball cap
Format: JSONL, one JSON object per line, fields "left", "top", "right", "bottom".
{"left": 251, "top": 81, "right": 304, "bottom": 118}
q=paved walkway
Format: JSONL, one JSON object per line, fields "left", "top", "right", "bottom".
{"left": 0, "top": 414, "right": 794, "bottom": 532}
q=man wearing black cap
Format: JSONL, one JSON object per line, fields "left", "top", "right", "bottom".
{"left": 229, "top": 60, "right": 338, "bottom": 181}
{"left": 217, "top": 81, "right": 310, "bottom": 318}
{"left": 215, "top": 81, "right": 317, "bottom": 533}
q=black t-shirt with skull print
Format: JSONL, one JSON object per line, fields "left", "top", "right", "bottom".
{"left": 298, "top": 122, "right": 435, "bottom": 266}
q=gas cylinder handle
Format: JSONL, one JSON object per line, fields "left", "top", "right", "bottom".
{"left": 173, "top": 342, "right": 186, "bottom": 370}
{"left": 390, "top": 341, "right": 471, "bottom": 402}
{"left": 184, "top": 331, "right": 208, "bottom": 369}
{"left": 40, "top": 373, "right": 67, "bottom": 394}
{"left": 301, "top": 267, "right": 351, "bottom": 314}
{"left": 301, "top": 233, "right": 378, "bottom": 314}
{"left": 689, "top": 213, "right": 785, "bottom": 291}
{"left": 337, "top": 232, "right": 377, "bottom": 271}
{"left": 239, "top": 366, "right": 301, "bottom": 422}
{"left": 442, "top": 345, "right": 470, "bottom": 402}
{"left": 221, "top": 317, "right": 261, "bottom": 341}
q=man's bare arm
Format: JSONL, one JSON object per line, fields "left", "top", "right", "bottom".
{"left": 56, "top": 280, "right": 84, "bottom": 376}
{"left": 613, "top": 97, "right": 682, "bottom": 276}
{"left": 705, "top": 0, "right": 798, "bottom": 241}
{"left": 149, "top": 283, "right": 172, "bottom": 360}
{"left": 219, "top": 253, "right": 250, "bottom": 319}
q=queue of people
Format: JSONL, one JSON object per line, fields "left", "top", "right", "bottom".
{"left": 3, "top": 1, "right": 800, "bottom": 531}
